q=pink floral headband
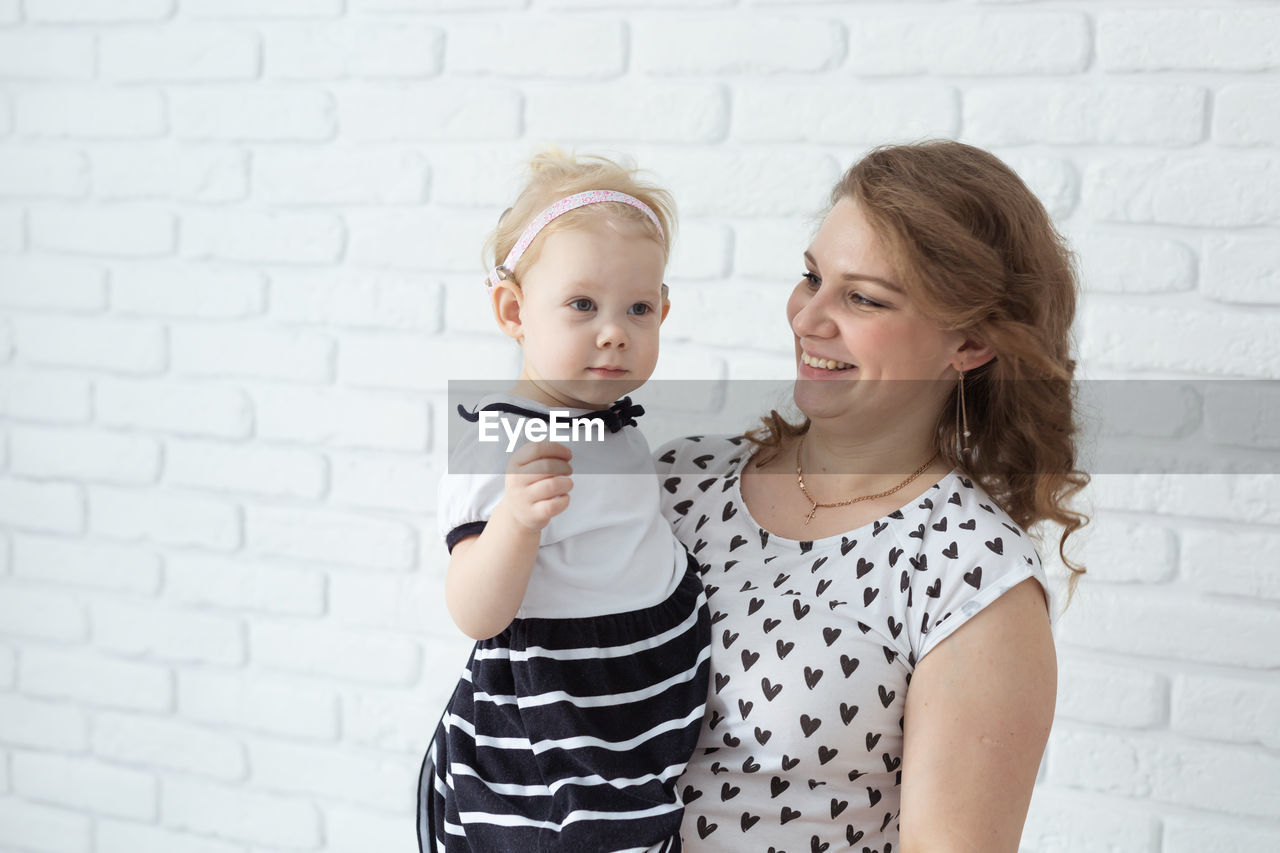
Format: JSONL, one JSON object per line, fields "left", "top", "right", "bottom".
{"left": 487, "top": 190, "right": 665, "bottom": 289}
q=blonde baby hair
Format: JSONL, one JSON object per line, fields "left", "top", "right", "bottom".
{"left": 483, "top": 148, "right": 677, "bottom": 295}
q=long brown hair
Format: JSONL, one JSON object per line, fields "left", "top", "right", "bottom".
{"left": 747, "top": 140, "right": 1090, "bottom": 596}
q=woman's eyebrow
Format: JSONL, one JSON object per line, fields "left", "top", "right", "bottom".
{"left": 804, "top": 250, "right": 903, "bottom": 294}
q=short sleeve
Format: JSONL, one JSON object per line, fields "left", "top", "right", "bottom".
{"left": 904, "top": 480, "right": 1050, "bottom": 662}
{"left": 436, "top": 415, "right": 510, "bottom": 553}
{"left": 437, "top": 471, "right": 504, "bottom": 552}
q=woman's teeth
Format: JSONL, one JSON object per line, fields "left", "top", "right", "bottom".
{"left": 802, "top": 352, "right": 854, "bottom": 371}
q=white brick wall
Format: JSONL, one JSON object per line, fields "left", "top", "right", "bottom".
{"left": 1, "top": 3, "right": 1278, "bottom": 852}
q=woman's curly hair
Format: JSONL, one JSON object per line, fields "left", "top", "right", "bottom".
{"left": 747, "top": 140, "right": 1090, "bottom": 599}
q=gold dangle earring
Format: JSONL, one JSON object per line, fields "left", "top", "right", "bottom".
{"left": 955, "top": 368, "right": 971, "bottom": 458}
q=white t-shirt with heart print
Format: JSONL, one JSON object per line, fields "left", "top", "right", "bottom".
{"left": 654, "top": 434, "right": 1049, "bottom": 853}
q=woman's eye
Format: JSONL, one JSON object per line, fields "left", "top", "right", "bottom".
{"left": 628, "top": 303, "right": 652, "bottom": 316}
{"left": 569, "top": 298, "right": 594, "bottom": 311}
{"left": 801, "top": 271, "right": 820, "bottom": 287}
{"left": 851, "top": 292, "right": 882, "bottom": 308}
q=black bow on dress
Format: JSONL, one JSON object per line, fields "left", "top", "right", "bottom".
{"left": 456, "top": 396, "right": 645, "bottom": 434}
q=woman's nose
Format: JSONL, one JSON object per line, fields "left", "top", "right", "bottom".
{"left": 790, "top": 286, "right": 835, "bottom": 338}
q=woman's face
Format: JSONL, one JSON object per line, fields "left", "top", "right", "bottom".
{"left": 787, "top": 197, "right": 967, "bottom": 426}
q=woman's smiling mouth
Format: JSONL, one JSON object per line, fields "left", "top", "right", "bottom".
{"left": 800, "top": 351, "right": 856, "bottom": 372}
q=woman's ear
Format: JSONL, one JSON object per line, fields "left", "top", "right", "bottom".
{"left": 491, "top": 282, "right": 524, "bottom": 341}
{"left": 952, "top": 337, "right": 995, "bottom": 373}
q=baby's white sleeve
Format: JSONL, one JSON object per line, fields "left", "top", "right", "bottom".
{"left": 437, "top": 470, "right": 505, "bottom": 552}
{"left": 436, "top": 423, "right": 509, "bottom": 553}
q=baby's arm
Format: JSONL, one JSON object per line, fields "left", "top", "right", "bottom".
{"left": 445, "top": 440, "right": 573, "bottom": 640}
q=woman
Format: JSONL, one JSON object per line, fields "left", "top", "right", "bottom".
{"left": 656, "top": 140, "right": 1088, "bottom": 852}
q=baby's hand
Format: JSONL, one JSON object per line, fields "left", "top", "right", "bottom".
{"left": 502, "top": 440, "right": 573, "bottom": 532}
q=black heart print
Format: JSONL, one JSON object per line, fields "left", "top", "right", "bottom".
{"left": 652, "top": 435, "right": 1043, "bottom": 852}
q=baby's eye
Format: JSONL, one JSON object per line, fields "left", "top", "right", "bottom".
{"left": 569, "top": 298, "right": 595, "bottom": 311}
{"left": 801, "top": 271, "right": 820, "bottom": 288}
{"left": 628, "top": 303, "right": 652, "bottom": 316}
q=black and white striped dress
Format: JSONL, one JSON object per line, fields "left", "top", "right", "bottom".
{"left": 419, "top": 396, "right": 713, "bottom": 852}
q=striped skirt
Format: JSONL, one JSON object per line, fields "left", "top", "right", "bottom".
{"left": 418, "top": 553, "right": 711, "bottom": 853}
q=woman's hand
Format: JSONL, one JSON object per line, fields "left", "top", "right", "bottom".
{"left": 502, "top": 439, "right": 574, "bottom": 532}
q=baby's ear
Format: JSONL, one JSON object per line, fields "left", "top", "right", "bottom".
{"left": 491, "top": 282, "right": 524, "bottom": 341}
{"left": 659, "top": 285, "right": 671, "bottom": 324}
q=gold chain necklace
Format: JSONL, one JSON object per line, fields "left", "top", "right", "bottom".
{"left": 795, "top": 435, "right": 939, "bottom": 525}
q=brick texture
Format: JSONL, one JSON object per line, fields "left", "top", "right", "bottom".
{"left": 2, "top": 4, "right": 1278, "bottom": 851}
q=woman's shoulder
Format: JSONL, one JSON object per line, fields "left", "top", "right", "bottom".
{"left": 653, "top": 434, "right": 752, "bottom": 525}
{"left": 653, "top": 433, "right": 752, "bottom": 478}
{"left": 897, "top": 472, "right": 1048, "bottom": 657}
{"left": 910, "top": 472, "right": 1041, "bottom": 569}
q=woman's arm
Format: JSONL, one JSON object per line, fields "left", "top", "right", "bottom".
{"left": 445, "top": 440, "right": 573, "bottom": 641}
{"left": 899, "top": 577, "right": 1056, "bottom": 853}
